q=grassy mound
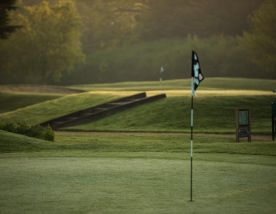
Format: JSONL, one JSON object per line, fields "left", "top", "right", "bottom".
{"left": 0, "top": 92, "right": 120, "bottom": 125}
{"left": 67, "top": 95, "right": 274, "bottom": 133}
{"left": 0, "top": 130, "right": 52, "bottom": 152}
{"left": 0, "top": 92, "right": 60, "bottom": 113}
{"left": 1, "top": 78, "right": 275, "bottom": 132}
{"left": 68, "top": 78, "right": 276, "bottom": 133}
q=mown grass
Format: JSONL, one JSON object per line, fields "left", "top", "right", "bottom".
{"left": 1, "top": 78, "right": 275, "bottom": 133}
{"left": 0, "top": 92, "right": 60, "bottom": 113}
{"left": 0, "top": 130, "right": 276, "bottom": 214}
{"left": 0, "top": 92, "right": 119, "bottom": 125}
{"left": 1, "top": 130, "right": 276, "bottom": 156}
{"left": 1, "top": 122, "right": 276, "bottom": 214}
{"left": 1, "top": 78, "right": 276, "bottom": 213}
{"left": 0, "top": 130, "right": 55, "bottom": 152}
{"left": 0, "top": 84, "right": 84, "bottom": 94}
{"left": 71, "top": 78, "right": 276, "bottom": 91}
{"left": 68, "top": 95, "right": 275, "bottom": 134}
{"left": 0, "top": 156, "right": 275, "bottom": 214}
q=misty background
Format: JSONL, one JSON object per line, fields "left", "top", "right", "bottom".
{"left": 0, "top": 0, "right": 275, "bottom": 84}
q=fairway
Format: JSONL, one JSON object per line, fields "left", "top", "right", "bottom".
{"left": 0, "top": 154, "right": 275, "bottom": 214}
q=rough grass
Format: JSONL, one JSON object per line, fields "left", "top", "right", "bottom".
{"left": 0, "top": 92, "right": 60, "bottom": 113}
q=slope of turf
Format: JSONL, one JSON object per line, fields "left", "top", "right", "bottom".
{"left": 55, "top": 132, "right": 276, "bottom": 156}
{"left": 1, "top": 130, "right": 276, "bottom": 156}
{"left": 68, "top": 95, "right": 275, "bottom": 133}
{"left": 70, "top": 78, "right": 276, "bottom": 91}
{"left": 0, "top": 92, "right": 119, "bottom": 125}
{"left": 0, "top": 92, "right": 60, "bottom": 113}
{"left": 0, "top": 78, "right": 275, "bottom": 131}
{"left": 0, "top": 130, "right": 54, "bottom": 152}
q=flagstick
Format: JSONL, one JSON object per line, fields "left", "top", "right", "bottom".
{"left": 190, "top": 94, "right": 194, "bottom": 202}
{"left": 189, "top": 50, "right": 203, "bottom": 202}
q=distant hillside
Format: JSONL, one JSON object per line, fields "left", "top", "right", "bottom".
{"left": 65, "top": 38, "right": 275, "bottom": 84}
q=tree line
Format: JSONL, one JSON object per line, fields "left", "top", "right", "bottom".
{"left": 0, "top": 0, "right": 275, "bottom": 84}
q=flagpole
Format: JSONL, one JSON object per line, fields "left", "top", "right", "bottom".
{"left": 189, "top": 50, "right": 204, "bottom": 202}
{"left": 190, "top": 83, "right": 194, "bottom": 202}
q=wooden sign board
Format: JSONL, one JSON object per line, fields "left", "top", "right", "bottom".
{"left": 236, "top": 109, "right": 251, "bottom": 142}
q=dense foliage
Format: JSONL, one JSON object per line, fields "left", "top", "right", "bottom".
{"left": 0, "top": 0, "right": 18, "bottom": 38}
{"left": 0, "top": 0, "right": 84, "bottom": 83}
{"left": 240, "top": 0, "right": 276, "bottom": 76}
{"left": 0, "top": 122, "right": 54, "bottom": 141}
{"left": 0, "top": 0, "right": 275, "bottom": 84}
{"left": 65, "top": 36, "right": 266, "bottom": 84}
{"left": 138, "top": 0, "right": 263, "bottom": 39}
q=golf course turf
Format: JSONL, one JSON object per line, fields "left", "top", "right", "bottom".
{"left": 0, "top": 78, "right": 276, "bottom": 213}
{"left": 0, "top": 155, "right": 275, "bottom": 214}
{"left": 1, "top": 130, "right": 276, "bottom": 213}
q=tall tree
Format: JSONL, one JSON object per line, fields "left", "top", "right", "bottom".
{"left": 77, "top": 0, "right": 146, "bottom": 52}
{"left": 0, "top": 0, "right": 84, "bottom": 83}
{"left": 138, "top": 0, "right": 263, "bottom": 39}
{"left": 240, "top": 0, "right": 276, "bottom": 76}
{"left": 0, "top": 0, "right": 17, "bottom": 38}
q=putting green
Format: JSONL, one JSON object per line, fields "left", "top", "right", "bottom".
{"left": 0, "top": 155, "right": 275, "bottom": 214}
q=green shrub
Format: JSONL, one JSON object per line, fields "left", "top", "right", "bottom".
{"left": 0, "top": 122, "right": 54, "bottom": 141}
{"left": 15, "top": 121, "right": 31, "bottom": 134}
{"left": 44, "top": 126, "right": 55, "bottom": 141}
{"left": 0, "top": 122, "right": 17, "bottom": 133}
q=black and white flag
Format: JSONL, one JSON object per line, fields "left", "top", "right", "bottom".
{"left": 191, "top": 51, "right": 204, "bottom": 96}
